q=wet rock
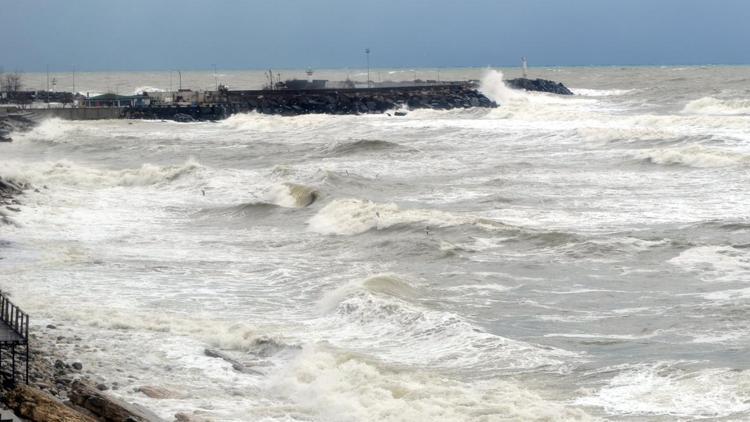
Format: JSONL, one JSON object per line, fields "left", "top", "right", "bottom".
{"left": 136, "top": 385, "right": 181, "bottom": 399}
{"left": 174, "top": 412, "right": 213, "bottom": 422}
{"left": 70, "top": 380, "right": 166, "bottom": 421}
{"left": 95, "top": 383, "right": 108, "bottom": 391}
{"left": 72, "top": 362, "right": 83, "bottom": 371}
{"left": 204, "top": 348, "right": 262, "bottom": 375}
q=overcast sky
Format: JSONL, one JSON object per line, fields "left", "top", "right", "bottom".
{"left": 2, "top": 0, "right": 749, "bottom": 71}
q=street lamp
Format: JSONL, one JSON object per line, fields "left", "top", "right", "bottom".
{"left": 365, "top": 48, "right": 370, "bottom": 88}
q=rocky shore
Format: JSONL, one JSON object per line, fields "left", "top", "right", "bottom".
{"left": 1, "top": 323, "right": 212, "bottom": 421}
{"left": 0, "top": 324, "right": 152, "bottom": 421}
{"left": 0, "top": 176, "right": 185, "bottom": 421}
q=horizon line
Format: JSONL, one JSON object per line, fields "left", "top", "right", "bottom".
{"left": 4, "top": 62, "right": 750, "bottom": 74}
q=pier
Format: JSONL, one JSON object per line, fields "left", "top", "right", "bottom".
{"left": 0, "top": 293, "right": 29, "bottom": 388}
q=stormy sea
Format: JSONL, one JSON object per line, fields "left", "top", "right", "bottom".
{"left": 2, "top": 66, "right": 750, "bottom": 421}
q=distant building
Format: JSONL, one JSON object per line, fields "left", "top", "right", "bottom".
{"left": 84, "top": 93, "right": 150, "bottom": 107}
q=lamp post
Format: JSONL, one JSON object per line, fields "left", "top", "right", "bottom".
{"left": 365, "top": 48, "right": 370, "bottom": 88}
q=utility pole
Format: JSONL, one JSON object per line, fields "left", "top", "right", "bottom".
{"left": 365, "top": 48, "right": 371, "bottom": 88}
{"left": 212, "top": 64, "right": 218, "bottom": 91}
{"left": 178, "top": 70, "right": 182, "bottom": 90}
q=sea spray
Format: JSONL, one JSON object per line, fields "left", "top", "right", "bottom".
{"left": 479, "top": 69, "right": 520, "bottom": 104}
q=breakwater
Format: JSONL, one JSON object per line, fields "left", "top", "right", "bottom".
{"left": 505, "top": 78, "right": 574, "bottom": 95}
{"left": 28, "top": 107, "right": 123, "bottom": 121}
{"left": 124, "top": 84, "right": 496, "bottom": 121}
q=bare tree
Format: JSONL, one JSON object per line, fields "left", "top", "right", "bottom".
{"left": 2, "top": 72, "right": 23, "bottom": 93}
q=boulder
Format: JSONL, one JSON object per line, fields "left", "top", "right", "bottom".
{"left": 4, "top": 384, "right": 96, "bottom": 422}
{"left": 174, "top": 412, "right": 213, "bottom": 422}
{"left": 69, "top": 380, "right": 166, "bottom": 421}
{"left": 136, "top": 385, "right": 183, "bottom": 399}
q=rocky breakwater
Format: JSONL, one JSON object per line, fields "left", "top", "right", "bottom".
{"left": 231, "top": 84, "right": 497, "bottom": 116}
{"left": 505, "top": 78, "right": 574, "bottom": 95}
{"left": 126, "top": 84, "right": 497, "bottom": 121}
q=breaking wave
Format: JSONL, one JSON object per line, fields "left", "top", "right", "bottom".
{"left": 196, "top": 183, "right": 319, "bottom": 219}
{"left": 571, "top": 88, "right": 635, "bottom": 97}
{"left": 272, "top": 346, "right": 593, "bottom": 422}
{"left": 268, "top": 183, "right": 319, "bottom": 208}
{"left": 633, "top": 146, "right": 750, "bottom": 168}
{"left": 315, "top": 274, "right": 579, "bottom": 372}
{"left": 479, "top": 69, "right": 522, "bottom": 105}
{"left": 682, "top": 97, "right": 750, "bottom": 115}
{"left": 307, "top": 198, "right": 473, "bottom": 235}
{"left": 324, "top": 139, "right": 408, "bottom": 156}
{"left": 3, "top": 158, "right": 202, "bottom": 187}
{"left": 575, "top": 362, "right": 750, "bottom": 419}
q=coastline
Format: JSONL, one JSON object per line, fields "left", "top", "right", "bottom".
{"left": 0, "top": 320, "right": 176, "bottom": 421}
{"left": 0, "top": 120, "right": 172, "bottom": 421}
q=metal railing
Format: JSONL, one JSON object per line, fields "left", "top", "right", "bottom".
{"left": 0, "top": 292, "right": 29, "bottom": 342}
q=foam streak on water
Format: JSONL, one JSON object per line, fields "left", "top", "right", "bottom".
{"left": 2, "top": 66, "right": 750, "bottom": 421}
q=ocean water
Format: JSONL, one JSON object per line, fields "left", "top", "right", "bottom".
{"left": 1, "top": 66, "right": 750, "bottom": 421}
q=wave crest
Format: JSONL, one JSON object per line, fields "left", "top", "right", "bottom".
{"left": 634, "top": 146, "right": 750, "bottom": 168}
{"left": 683, "top": 97, "right": 750, "bottom": 115}
{"left": 315, "top": 274, "right": 578, "bottom": 373}
{"left": 4, "top": 158, "right": 202, "bottom": 187}
{"left": 307, "top": 198, "right": 470, "bottom": 235}
{"left": 325, "top": 139, "right": 406, "bottom": 156}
